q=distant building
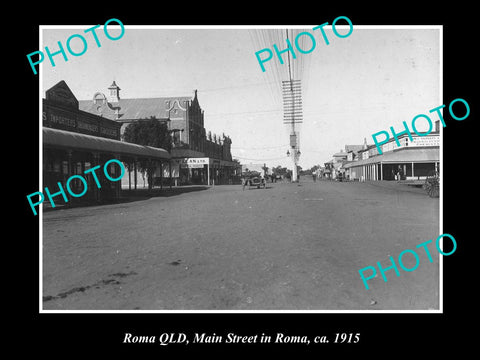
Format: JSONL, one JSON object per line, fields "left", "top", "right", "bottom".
{"left": 345, "top": 143, "right": 365, "bottom": 162}
{"left": 342, "top": 124, "right": 440, "bottom": 181}
{"left": 332, "top": 149, "right": 347, "bottom": 163}
{"left": 329, "top": 144, "right": 364, "bottom": 179}
{"left": 79, "top": 82, "right": 237, "bottom": 186}
{"left": 323, "top": 160, "right": 334, "bottom": 179}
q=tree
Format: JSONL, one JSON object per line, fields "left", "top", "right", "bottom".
{"left": 272, "top": 165, "right": 288, "bottom": 177}
{"left": 123, "top": 117, "right": 172, "bottom": 189}
{"left": 123, "top": 117, "right": 172, "bottom": 152}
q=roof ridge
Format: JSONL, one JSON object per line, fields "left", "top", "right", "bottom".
{"left": 78, "top": 96, "right": 193, "bottom": 102}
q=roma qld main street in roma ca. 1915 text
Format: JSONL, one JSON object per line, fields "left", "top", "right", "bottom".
{"left": 42, "top": 178, "right": 439, "bottom": 311}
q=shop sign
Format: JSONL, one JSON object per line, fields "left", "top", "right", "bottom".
{"left": 410, "top": 135, "right": 440, "bottom": 147}
{"left": 371, "top": 98, "right": 470, "bottom": 155}
{"left": 43, "top": 109, "right": 76, "bottom": 128}
{"left": 180, "top": 158, "right": 209, "bottom": 168}
{"left": 43, "top": 107, "right": 119, "bottom": 140}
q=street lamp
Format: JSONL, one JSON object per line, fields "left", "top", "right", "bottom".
{"left": 287, "top": 149, "right": 301, "bottom": 157}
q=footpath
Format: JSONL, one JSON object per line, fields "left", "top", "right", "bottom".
{"left": 358, "top": 180, "right": 428, "bottom": 195}
{"left": 42, "top": 185, "right": 210, "bottom": 212}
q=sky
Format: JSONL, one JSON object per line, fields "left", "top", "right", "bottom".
{"left": 41, "top": 25, "right": 440, "bottom": 170}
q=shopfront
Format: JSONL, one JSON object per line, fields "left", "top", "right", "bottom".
{"left": 344, "top": 147, "right": 439, "bottom": 181}
{"left": 171, "top": 157, "right": 238, "bottom": 185}
{"left": 43, "top": 81, "right": 171, "bottom": 206}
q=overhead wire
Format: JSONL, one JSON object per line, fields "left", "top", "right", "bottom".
{"left": 249, "top": 29, "right": 280, "bottom": 109}
{"left": 206, "top": 108, "right": 281, "bottom": 117}
{"left": 246, "top": 27, "right": 314, "bottom": 166}
{"left": 231, "top": 144, "right": 289, "bottom": 150}
{"left": 233, "top": 155, "right": 289, "bottom": 162}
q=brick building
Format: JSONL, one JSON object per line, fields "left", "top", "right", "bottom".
{"left": 42, "top": 80, "right": 170, "bottom": 206}
{"left": 79, "top": 81, "right": 238, "bottom": 186}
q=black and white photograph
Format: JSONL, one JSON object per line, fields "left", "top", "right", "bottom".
{"left": 38, "top": 24, "right": 442, "bottom": 312}
{"left": 16, "top": 5, "right": 476, "bottom": 355}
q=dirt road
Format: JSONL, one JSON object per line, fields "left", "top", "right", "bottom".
{"left": 42, "top": 180, "right": 440, "bottom": 310}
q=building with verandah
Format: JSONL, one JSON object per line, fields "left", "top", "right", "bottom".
{"left": 79, "top": 81, "right": 239, "bottom": 186}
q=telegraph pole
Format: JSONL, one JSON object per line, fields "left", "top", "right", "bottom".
{"left": 282, "top": 29, "right": 302, "bottom": 182}
{"left": 282, "top": 79, "right": 302, "bottom": 182}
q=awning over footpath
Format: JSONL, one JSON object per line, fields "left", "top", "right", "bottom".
{"left": 171, "top": 149, "right": 239, "bottom": 167}
{"left": 343, "top": 147, "right": 439, "bottom": 168}
{"left": 43, "top": 127, "right": 171, "bottom": 160}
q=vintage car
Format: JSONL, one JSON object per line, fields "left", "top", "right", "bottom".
{"left": 242, "top": 173, "right": 266, "bottom": 190}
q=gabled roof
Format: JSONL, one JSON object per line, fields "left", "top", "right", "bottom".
{"left": 358, "top": 144, "right": 377, "bottom": 152}
{"left": 45, "top": 80, "right": 79, "bottom": 109}
{"left": 78, "top": 96, "right": 193, "bottom": 121}
{"left": 345, "top": 144, "right": 364, "bottom": 153}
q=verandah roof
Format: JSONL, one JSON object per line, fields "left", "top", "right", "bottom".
{"left": 343, "top": 147, "right": 439, "bottom": 169}
{"left": 43, "top": 127, "right": 171, "bottom": 160}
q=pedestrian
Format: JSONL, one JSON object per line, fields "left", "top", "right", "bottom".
{"left": 313, "top": 173, "right": 317, "bottom": 182}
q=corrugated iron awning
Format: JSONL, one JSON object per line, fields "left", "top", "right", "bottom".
{"left": 43, "top": 127, "right": 171, "bottom": 160}
{"left": 343, "top": 147, "right": 439, "bottom": 168}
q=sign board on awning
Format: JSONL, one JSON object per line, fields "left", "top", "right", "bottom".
{"left": 180, "top": 157, "right": 210, "bottom": 168}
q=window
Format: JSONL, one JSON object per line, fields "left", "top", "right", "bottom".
{"left": 109, "top": 163, "right": 116, "bottom": 177}
{"left": 173, "top": 131, "right": 181, "bottom": 144}
{"left": 94, "top": 93, "right": 106, "bottom": 105}
{"left": 62, "top": 161, "right": 69, "bottom": 175}
{"left": 53, "top": 160, "right": 61, "bottom": 173}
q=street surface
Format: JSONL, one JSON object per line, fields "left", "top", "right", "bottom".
{"left": 42, "top": 179, "right": 440, "bottom": 310}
